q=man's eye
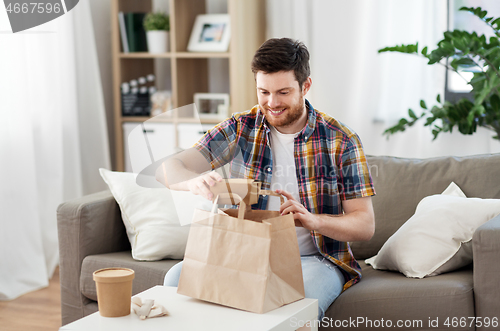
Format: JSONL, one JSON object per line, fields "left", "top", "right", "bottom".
{"left": 280, "top": 91, "right": 289, "bottom": 95}
{"left": 261, "top": 91, "right": 269, "bottom": 95}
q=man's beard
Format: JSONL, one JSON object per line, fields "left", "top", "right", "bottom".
{"left": 263, "top": 95, "right": 305, "bottom": 130}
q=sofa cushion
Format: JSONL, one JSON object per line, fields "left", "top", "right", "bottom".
{"left": 324, "top": 262, "right": 474, "bottom": 330}
{"left": 99, "top": 169, "right": 212, "bottom": 261}
{"left": 80, "top": 251, "right": 181, "bottom": 301}
{"left": 351, "top": 153, "right": 500, "bottom": 260}
{"left": 366, "top": 183, "right": 500, "bottom": 278}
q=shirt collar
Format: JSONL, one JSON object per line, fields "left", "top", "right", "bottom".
{"left": 300, "top": 99, "right": 317, "bottom": 141}
{"left": 257, "top": 99, "right": 317, "bottom": 141}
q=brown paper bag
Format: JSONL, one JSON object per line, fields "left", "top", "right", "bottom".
{"left": 209, "top": 179, "right": 262, "bottom": 205}
{"left": 177, "top": 191, "right": 305, "bottom": 314}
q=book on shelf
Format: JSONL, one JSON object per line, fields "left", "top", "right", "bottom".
{"left": 118, "top": 12, "right": 148, "bottom": 53}
{"left": 118, "top": 12, "right": 129, "bottom": 53}
{"left": 125, "top": 13, "right": 148, "bottom": 52}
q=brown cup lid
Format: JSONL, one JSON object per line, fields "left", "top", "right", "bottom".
{"left": 93, "top": 267, "right": 135, "bottom": 283}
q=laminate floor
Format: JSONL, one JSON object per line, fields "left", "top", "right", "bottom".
{"left": 0, "top": 267, "right": 61, "bottom": 331}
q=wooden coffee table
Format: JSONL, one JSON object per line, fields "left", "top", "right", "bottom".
{"left": 59, "top": 286, "right": 318, "bottom": 331}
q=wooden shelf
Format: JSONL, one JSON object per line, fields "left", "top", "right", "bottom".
{"left": 111, "top": 0, "right": 266, "bottom": 171}
{"left": 121, "top": 116, "right": 222, "bottom": 125}
{"left": 121, "top": 116, "right": 174, "bottom": 123}
{"left": 119, "top": 52, "right": 230, "bottom": 59}
{"left": 175, "top": 52, "right": 230, "bottom": 58}
{"left": 119, "top": 52, "right": 173, "bottom": 59}
{"left": 177, "top": 117, "right": 223, "bottom": 124}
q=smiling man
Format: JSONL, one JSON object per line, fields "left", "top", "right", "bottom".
{"left": 156, "top": 38, "right": 376, "bottom": 319}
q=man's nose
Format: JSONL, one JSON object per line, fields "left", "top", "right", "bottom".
{"left": 268, "top": 94, "right": 280, "bottom": 108}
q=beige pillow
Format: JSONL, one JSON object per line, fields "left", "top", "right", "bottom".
{"left": 99, "top": 169, "right": 212, "bottom": 261}
{"left": 366, "top": 182, "right": 500, "bottom": 278}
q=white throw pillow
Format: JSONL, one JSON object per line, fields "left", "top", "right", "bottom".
{"left": 365, "top": 182, "right": 500, "bottom": 278}
{"left": 99, "top": 169, "right": 212, "bottom": 261}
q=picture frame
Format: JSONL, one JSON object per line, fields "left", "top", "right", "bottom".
{"left": 194, "top": 93, "right": 230, "bottom": 120}
{"left": 187, "top": 14, "right": 231, "bottom": 52}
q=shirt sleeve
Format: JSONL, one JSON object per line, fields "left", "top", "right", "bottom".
{"left": 193, "top": 116, "right": 239, "bottom": 170}
{"left": 338, "top": 133, "right": 376, "bottom": 200}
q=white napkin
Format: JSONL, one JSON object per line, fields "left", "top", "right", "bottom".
{"left": 131, "top": 297, "right": 169, "bottom": 319}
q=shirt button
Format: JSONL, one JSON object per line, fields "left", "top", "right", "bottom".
{"left": 265, "top": 166, "right": 272, "bottom": 173}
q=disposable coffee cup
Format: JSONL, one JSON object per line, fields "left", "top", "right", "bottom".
{"left": 93, "top": 267, "right": 135, "bottom": 317}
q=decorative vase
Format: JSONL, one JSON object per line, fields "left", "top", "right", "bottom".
{"left": 146, "top": 30, "right": 169, "bottom": 53}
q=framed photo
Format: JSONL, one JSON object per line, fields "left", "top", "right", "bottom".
{"left": 187, "top": 14, "right": 231, "bottom": 52}
{"left": 194, "top": 93, "right": 230, "bottom": 120}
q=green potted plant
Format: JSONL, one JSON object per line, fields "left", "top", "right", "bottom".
{"left": 380, "top": 6, "right": 500, "bottom": 143}
{"left": 143, "top": 12, "right": 170, "bottom": 53}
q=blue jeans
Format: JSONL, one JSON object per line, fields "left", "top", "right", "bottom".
{"left": 163, "top": 255, "right": 345, "bottom": 319}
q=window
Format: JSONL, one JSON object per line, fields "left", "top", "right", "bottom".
{"left": 445, "top": 0, "right": 500, "bottom": 102}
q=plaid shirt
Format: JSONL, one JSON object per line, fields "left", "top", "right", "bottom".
{"left": 195, "top": 100, "right": 375, "bottom": 291}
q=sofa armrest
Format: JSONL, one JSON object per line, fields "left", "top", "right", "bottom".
{"left": 57, "top": 190, "right": 129, "bottom": 325}
{"left": 472, "top": 213, "right": 500, "bottom": 330}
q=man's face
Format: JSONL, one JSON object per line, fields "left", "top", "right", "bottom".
{"left": 256, "top": 71, "right": 312, "bottom": 134}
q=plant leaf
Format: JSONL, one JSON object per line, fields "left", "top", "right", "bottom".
{"left": 452, "top": 37, "right": 468, "bottom": 51}
{"left": 490, "top": 94, "right": 500, "bottom": 112}
{"left": 492, "top": 18, "right": 500, "bottom": 28}
{"left": 379, "top": 6, "right": 500, "bottom": 142}
{"left": 451, "top": 57, "right": 476, "bottom": 70}
{"left": 467, "top": 111, "right": 476, "bottom": 126}
{"left": 470, "top": 72, "right": 487, "bottom": 85}
{"left": 408, "top": 109, "right": 417, "bottom": 119}
{"left": 378, "top": 43, "right": 419, "bottom": 54}
{"left": 420, "top": 100, "right": 428, "bottom": 109}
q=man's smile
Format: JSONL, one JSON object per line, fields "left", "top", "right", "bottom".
{"left": 268, "top": 108, "right": 286, "bottom": 116}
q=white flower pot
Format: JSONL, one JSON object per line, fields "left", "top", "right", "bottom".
{"left": 146, "top": 30, "right": 169, "bottom": 53}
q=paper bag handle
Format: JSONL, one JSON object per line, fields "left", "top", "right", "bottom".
{"left": 259, "top": 190, "right": 285, "bottom": 205}
{"left": 211, "top": 193, "right": 247, "bottom": 219}
{"left": 211, "top": 190, "right": 285, "bottom": 220}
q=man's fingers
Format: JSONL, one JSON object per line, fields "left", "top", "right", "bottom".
{"left": 209, "top": 171, "right": 223, "bottom": 182}
{"left": 279, "top": 200, "right": 291, "bottom": 214}
{"left": 281, "top": 206, "right": 305, "bottom": 227}
{"left": 281, "top": 205, "right": 298, "bottom": 216}
{"left": 196, "top": 181, "right": 213, "bottom": 200}
{"left": 188, "top": 174, "right": 219, "bottom": 200}
{"left": 282, "top": 203, "right": 307, "bottom": 215}
{"left": 276, "top": 189, "right": 295, "bottom": 201}
{"left": 203, "top": 171, "right": 222, "bottom": 187}
{"left": 279, "top": 199, "right": 302, "bottom": 214}
{"left": 202, "top": 175, "right": 215, "bottom": 187}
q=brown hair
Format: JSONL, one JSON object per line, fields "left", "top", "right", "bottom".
{"left": 251, "top": 38, "right": 310, "bottom": 89}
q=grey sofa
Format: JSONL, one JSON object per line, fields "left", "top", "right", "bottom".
{"left": 58, "top": 153, "right": 500, "bottom": 330}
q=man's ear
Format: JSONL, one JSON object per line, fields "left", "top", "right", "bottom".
{"left": 301, "top": 77, "right": 312, "bottom": 95}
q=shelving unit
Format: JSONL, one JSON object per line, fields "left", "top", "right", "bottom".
{"left": 111, "top": 0, "right": 266, "bottom": 171}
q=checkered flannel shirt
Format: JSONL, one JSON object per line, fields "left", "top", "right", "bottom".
{"left": 194, "top": 99, "right": 376, "bottom": 291}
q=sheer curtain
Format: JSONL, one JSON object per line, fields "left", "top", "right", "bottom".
{"left": 266, "top": 0, "right": 500, "bottom": 158}
{"left": 0, "top": 2, "right": 110, "bottom": 300}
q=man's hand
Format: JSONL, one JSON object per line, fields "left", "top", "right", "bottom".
{"left": 277, "top": 189, "right": 375, "bottom": 242}
{"left": 187, "top": 171, "right": 223, "bottom": 201}
{"left": 277, "top": 189, "right": 319, "bottom": 231}
{"left": 155, "top": 147, "right": 216, "bottom": 196}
